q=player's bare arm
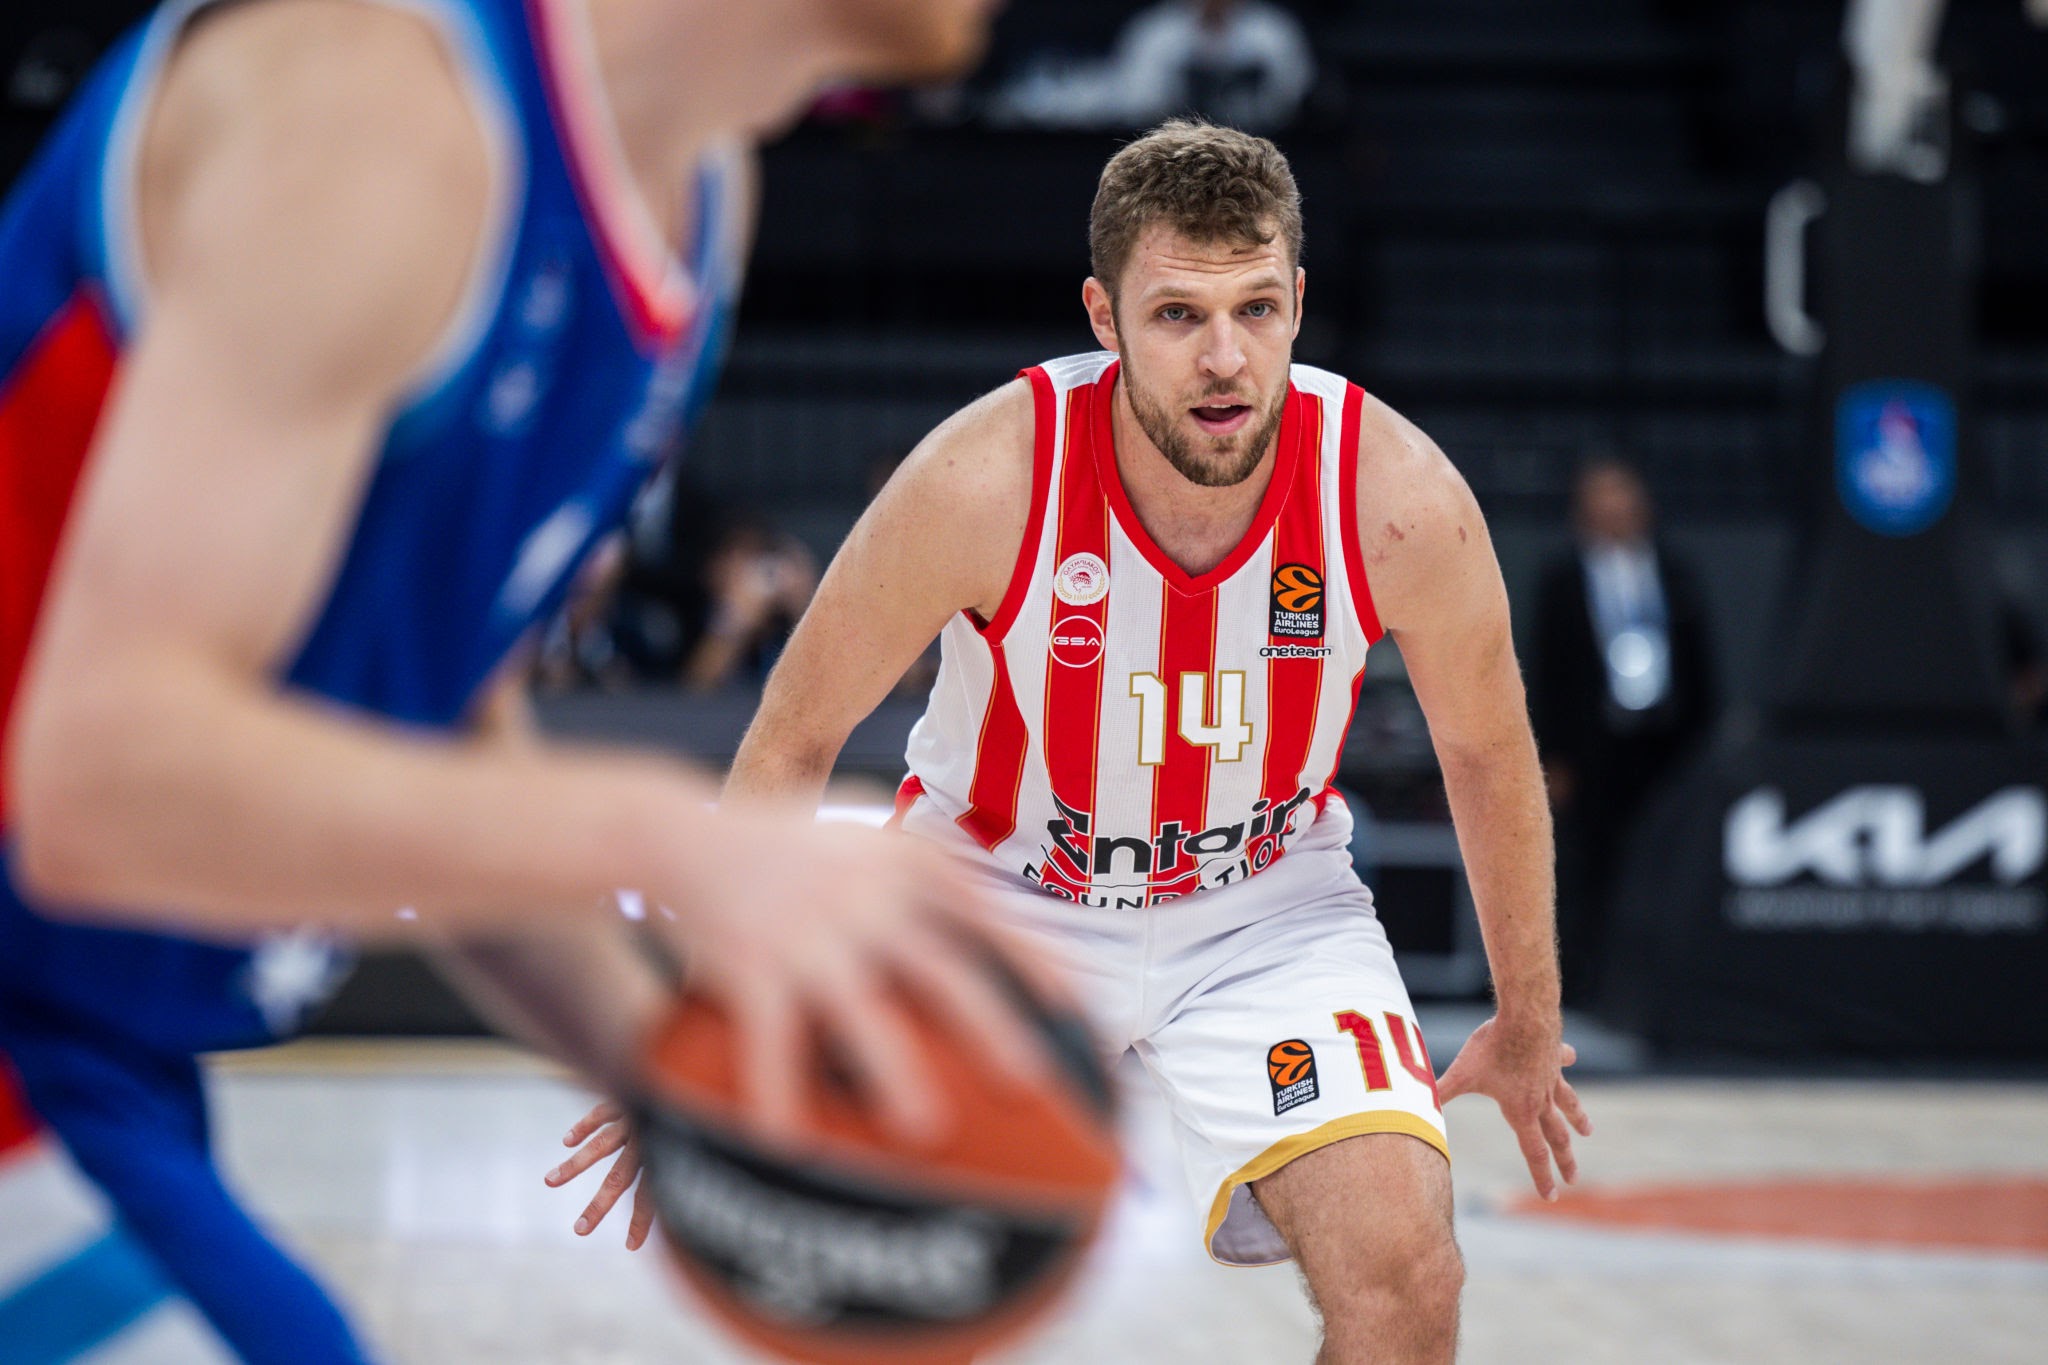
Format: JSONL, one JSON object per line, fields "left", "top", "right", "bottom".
{"left": 9, "top": 1, "right": 696, "bottom": 930}
{"left": 4, "top": 0, "right": 1034, "bottom": 1140}
{"left": 1354, "top": 397, "right": 1593, "bottom": 1198}
{"left": 725, "top": 377, "right": 1038, "bottom": 804}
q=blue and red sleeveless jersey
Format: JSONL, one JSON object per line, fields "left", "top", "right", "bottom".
{"left": 0, "top": 0, "right": 744, "bottom": 1047}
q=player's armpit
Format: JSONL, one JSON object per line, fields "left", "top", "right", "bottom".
{"left": 725, "top": 379, "right": 1037, "bottom": 804}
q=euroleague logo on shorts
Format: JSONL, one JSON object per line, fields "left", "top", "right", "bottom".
{"left": 1266, "top": 1038, "right": 1320, "bottom": 1116}
{"left": 1270, "top": 564, "right": 1324, "bottom": 640}
{"left": 1050, "top": 615, "right": 1105, "bottom": 668}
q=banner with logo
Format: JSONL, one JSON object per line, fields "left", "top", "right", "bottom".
{"left": 1768, "top": 143, "right": 2011, "bottom": 730}
{"left": 1604, "top": 734, "right": 2048, "bottom": 1058}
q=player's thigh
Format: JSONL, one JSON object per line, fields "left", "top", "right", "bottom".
{"left": 1253, "top": 1128, "right": 1457, "bottom": 1302}
{"left": 1136, "top": 882, "right": 1447, "bottom": 1267}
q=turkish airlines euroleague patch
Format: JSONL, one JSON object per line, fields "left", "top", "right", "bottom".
{"left": 1270, "top": 564, "right": 1324, "bottom": 639}
{"left": 1266, "top": 1039, "right": 1319, "bottom": 1115}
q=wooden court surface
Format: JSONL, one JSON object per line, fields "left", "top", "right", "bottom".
{"left": 2, "top": 1032, "right": 2044, "bottom": 1364}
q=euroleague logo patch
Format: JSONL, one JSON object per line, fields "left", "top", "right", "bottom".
{"left": 1266, "top": 1038, "right": 1320, "bottom": 1116}
{"left": 1050, "top": 615, "right": 1105, "bottom": 668}
{"left": 1054, "top": 553, "right": 1109, "bottom": 606}
{"left": 1270, "top": 563, "right": 1324, "bottom": 640}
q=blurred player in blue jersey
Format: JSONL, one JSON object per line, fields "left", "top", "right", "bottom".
{"left": 0, "top": 1, "right": 1031, "bottom": 1360}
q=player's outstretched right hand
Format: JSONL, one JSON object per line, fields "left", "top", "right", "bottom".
{"left": 649, "top": 808, "right": 1066, "bottom": 1146}
{"left": 547, "top": 1100, "right": 653, "bottom": 1249}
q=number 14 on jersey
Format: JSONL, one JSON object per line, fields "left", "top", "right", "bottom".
{"left": 1129, "top": 671, "right": 1255, "bottom": 764}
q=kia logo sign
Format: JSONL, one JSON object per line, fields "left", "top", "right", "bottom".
{"left": 1724, "top": 786, "right": 2048, "bottom": 889}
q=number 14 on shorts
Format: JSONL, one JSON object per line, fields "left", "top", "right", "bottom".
{"left": 1266, "top": 1012, "right": 1442, "bottom": 1118}
{"left": 1336, "top": 1010, "right": 1442, "bottom": 1111}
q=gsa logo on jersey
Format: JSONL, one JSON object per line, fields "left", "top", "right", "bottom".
{"left": 1049, "top": 616, "right": 1105, "bottom": 668}
{"left": 1835, "top": 380, "right": 1956, "bottom": 537}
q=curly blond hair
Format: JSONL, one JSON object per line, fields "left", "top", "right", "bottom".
{"left": 1088, "top": 119, "right": 1303, "bottom": 299}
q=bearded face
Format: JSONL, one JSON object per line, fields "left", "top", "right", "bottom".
{"left": 1119, "top": 351, "right": 1287, "bottom": 488}
{"left": 1090, "top": 225, "right": 1302, "bottom": 488}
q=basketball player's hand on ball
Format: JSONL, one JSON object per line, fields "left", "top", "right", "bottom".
{"left": 651, "top": 808, "right": 1065, "bottom": 1146}
{"left": 1436, "top": 1014, "right": 1593, "bottom": 1200}
{"left": 545, "top": 1100, "right": 655, "bottom": 1249}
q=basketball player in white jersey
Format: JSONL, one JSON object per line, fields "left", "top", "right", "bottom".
{"left": 556, "top": 119, "right": 1590, "bottom": 1361}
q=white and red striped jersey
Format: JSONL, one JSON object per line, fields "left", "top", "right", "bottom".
{"left": 896, "top": 351, "right": 1383, "bottom": 908}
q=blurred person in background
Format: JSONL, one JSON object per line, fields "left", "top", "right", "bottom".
{"left": 993, "top": 0, "right": 1314, "bottom": 132}
{"left": 1530, "top": 454, "right": 1717, "bottom": 1010}
{"left": 1108, "top": 0, "right": 1315, "bottom": 132}
{"left": 2004, "top": 604, "right": 2048, "bottom": 728}
{"left": 533, "top": 536, "right": 633, "bottom": 692}
{"left": 680, "top": 510, "right": 818, "bottom": 690}
{"left": 540, "top": 470, "right": 817, "bottom": 693}
{"left": 582, "top": 469, "right": 729, "bottom": 689}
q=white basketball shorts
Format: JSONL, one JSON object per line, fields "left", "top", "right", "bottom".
{"left": 963, "top": 800, "right": 1450, "bottom": 1267}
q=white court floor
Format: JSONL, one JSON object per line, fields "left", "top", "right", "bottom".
{"left": 3, "top": 1031, "right": 2046, "bottom": 1365}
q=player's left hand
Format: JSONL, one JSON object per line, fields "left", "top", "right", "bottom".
{"left": 544, "top": 1099, "right": 655, "bottom": 1250}
{"left": 1436, "top": 1014, "right": 1592, "bottom": 1200}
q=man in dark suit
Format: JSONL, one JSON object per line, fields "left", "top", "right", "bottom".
{"left": 1531, "top": 455, "right": 1717, "bottom": 1008}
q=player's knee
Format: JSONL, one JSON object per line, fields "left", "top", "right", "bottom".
{"left": 1402, "top": 1229, "right": 1464, "bottom": 1323}
{"left": 1380, "top": 1225, "right": 1460, "bottom": 1314}
{"left": 1316, "top": 1219, "right": 1462, "bottom": 1342}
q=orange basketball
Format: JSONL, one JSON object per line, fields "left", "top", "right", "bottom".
{"left": 634, "top": 962, "right": 1120, "bottom": 1365}
{"left": 1267, "top": 1039, "right": 1314, "bottom": 1088}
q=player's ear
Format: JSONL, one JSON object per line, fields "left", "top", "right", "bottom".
{"left": 1291, "top": 266, "right": 1306, "bottom": 340}
{"left": 1082, "top": 277, "right": 1119, "bottom": 353}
